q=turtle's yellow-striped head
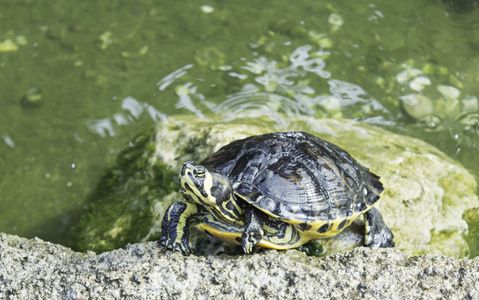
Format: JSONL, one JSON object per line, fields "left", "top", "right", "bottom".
{"left": 180, "top": 161, "right": 244, "bottom": 224}
{"left": 180, "top": 161, "right": 217, "bottom": 207}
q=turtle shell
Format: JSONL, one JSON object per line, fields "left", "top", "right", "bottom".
{"left": 201, "top": 132, "right": 384, "bottom": 224}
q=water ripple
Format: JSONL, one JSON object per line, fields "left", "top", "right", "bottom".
{"left": 213, "top": 91, "right": 308, "bottom": 129}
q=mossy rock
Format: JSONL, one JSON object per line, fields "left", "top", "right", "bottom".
{"left": 73, "top": 115, "right": 479, "bottom": 258}
{"left": 72, "top": 129, "right": 178, "bottom": 253}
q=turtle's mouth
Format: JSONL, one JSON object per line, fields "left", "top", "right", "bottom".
{"left": 180, "top": 184, "right": 196, "bottom": 203}
{"left": 180, "top": 181, "right": 207, "bottom": 203}
{"left": 182, "top": 182, "right": 196, "bottom": 194}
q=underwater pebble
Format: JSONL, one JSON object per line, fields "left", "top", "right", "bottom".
{"left": 328, "top": 13, "right": 343, "bottom": 27}
{"left": 396, "top": 68, "right": 423, "bottom": 84}
{"left": 408, "top": 76, "right": 431, "bottom": 92}
{"left": 401, "top": 94, "right": 434, "bottom": 120}
{"left": 201, "top": 5, "right": 214, "bottom": 13}
{"left": 422, "top": 63, "right": 434, "bottom": 75}
{"left": 408, "top": 68, "right": 423, "bottom": 78}
{"left": 437, "top": 66, "right": 449, "bottom": 75}
{"left": 448, "top": 74, "right": 464, "bottom": 90}
{"left": 461, "top": 96, "right": 478, "bottom": 113}
{"left": 375, "top": 76, "right": 385, "bottom": 88}
{"left": 139, "top": 45, "right": 148, "bottom": 55}
{"left": 2, "top": 136, "right": 15, "bottom": 148}
{"left": 437, "top": 85, "right": 460, "bottom": 100}
{"left": 0, "top": 39, "right": 18, "bottom": 52}
{"left": 308, "top": 31, "right": 333, "bottom": 48}
{"left": 328, "top": 13, "right": 343, "bottom": 32}
{"left": 20, "top": 87, "right": 43, "bottom": 107}
{"left": 317, "top": 37, "right": 333, "bottom": 48}
{"left": 395, "top": 70, "right": 409, "bottom": 84}
{"left": 98, "top": 32, "right": 112, "bottom": 50}
{"left": 16, "top": 35, "right": 27, "bottom": 46}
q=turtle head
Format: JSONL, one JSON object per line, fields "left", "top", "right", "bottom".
{"left": 180, "top": 161, "right": 233, "bottom": 208}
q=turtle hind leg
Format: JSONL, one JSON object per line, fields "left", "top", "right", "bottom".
{"left": 364, "top": 207, "right": 395, "bottom": 248}
{"left": 159, "top": 201, "right": 202, "bottom": 254}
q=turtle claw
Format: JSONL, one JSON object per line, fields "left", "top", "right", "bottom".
{"left": 157, "top": 236, "right": 167, "bottom": 247}
{"left": 242, "top": 240, "right": 254, "bottom": 254}
{"left": 242, "top": 205, "right": 265, "bottom": 254}
{"left": 241, "top": 228, "right": 263, "bottom": 254}
{"left": 178, "top": 240, "right": 193, "bottom": 254}
{"left": 158, "top": 234, "right": 193, "bottom": 254}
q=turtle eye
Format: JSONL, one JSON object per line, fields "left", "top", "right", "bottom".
{"left": 194, "top": 169, "right": 206, "bottom": 177}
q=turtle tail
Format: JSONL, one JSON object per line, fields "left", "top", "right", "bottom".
{"left": 364, "top": 170, "right": 385, "bottom": 207}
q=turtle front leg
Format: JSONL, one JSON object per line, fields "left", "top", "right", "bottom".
{"left": 364, "top": 207, "right": 395, "bottom": 248}
{"left": 159, "top": 201, "right": 202, "bottom": 254}
{"left": 241, "top": 205, "right": 265, "bottom": 253}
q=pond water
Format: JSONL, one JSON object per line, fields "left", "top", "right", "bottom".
{"left": 1, "top": 0, "right": 478, "bottom": 254}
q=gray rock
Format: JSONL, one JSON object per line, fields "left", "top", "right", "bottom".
{"left": 1, "top": 233, "right": 479, "bottom": 299}
{"left": 74, "top": 115, "right": 479, "bottom": 258}
{"left": 150, "top": 116, "right": 479, "bottom": 257}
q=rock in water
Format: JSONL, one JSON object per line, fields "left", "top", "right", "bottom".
{"left": 73, "top": 115, "right": 478, "bottom": 258}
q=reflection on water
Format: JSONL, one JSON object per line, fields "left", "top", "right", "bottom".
{"left": 174, "top": 82, "right": 207, "bottom": 119}
{"left": 87, "top": 44, "right": 398, "bottom": 136}
{"left": 87, "top": 97, "right": 166, "bottom": 137}
{"left": 215, "top": 92, "right": 305, "bottom": 130}
{"left": 157, "top": 64, "right": 194, "bottom": 92}
{"left": 155, "top": 45, "right": 393, "bottom": 127}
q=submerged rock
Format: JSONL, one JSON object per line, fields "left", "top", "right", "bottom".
{"left": 73, "top": 115, "right": 479, "bottom": 258}
{"left": 1, "top": 233, "right": 479, "bottom": 299}
{"left": 401, "top": 94, "right": 434, "bottom": 120}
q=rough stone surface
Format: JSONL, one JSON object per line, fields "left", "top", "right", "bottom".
{"left": 151, "top": 116, "right": 479, "bottom": 257}
{"left": 1, "top": 233, "right": 479, "bottom": 299}
{"left": 74, "top": 116, "right": 479, "bottom": 258}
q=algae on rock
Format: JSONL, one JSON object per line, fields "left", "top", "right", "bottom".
{"left": 73, "top": 115, "right": 479, "bottom": 258}
{"left": 72, "top": 128, "right": 178, "bottom": 252}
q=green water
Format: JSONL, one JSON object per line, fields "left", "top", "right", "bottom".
{"left": 0, "top": 0, "right": 478, "bottom": 252}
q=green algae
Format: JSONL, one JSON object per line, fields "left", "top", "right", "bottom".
{"left": 72, "top": 128, "right": 177, "bottom": 253}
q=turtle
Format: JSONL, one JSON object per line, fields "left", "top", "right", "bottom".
{"left": 159, "top": 131, "right": 394, "bottom": 254}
